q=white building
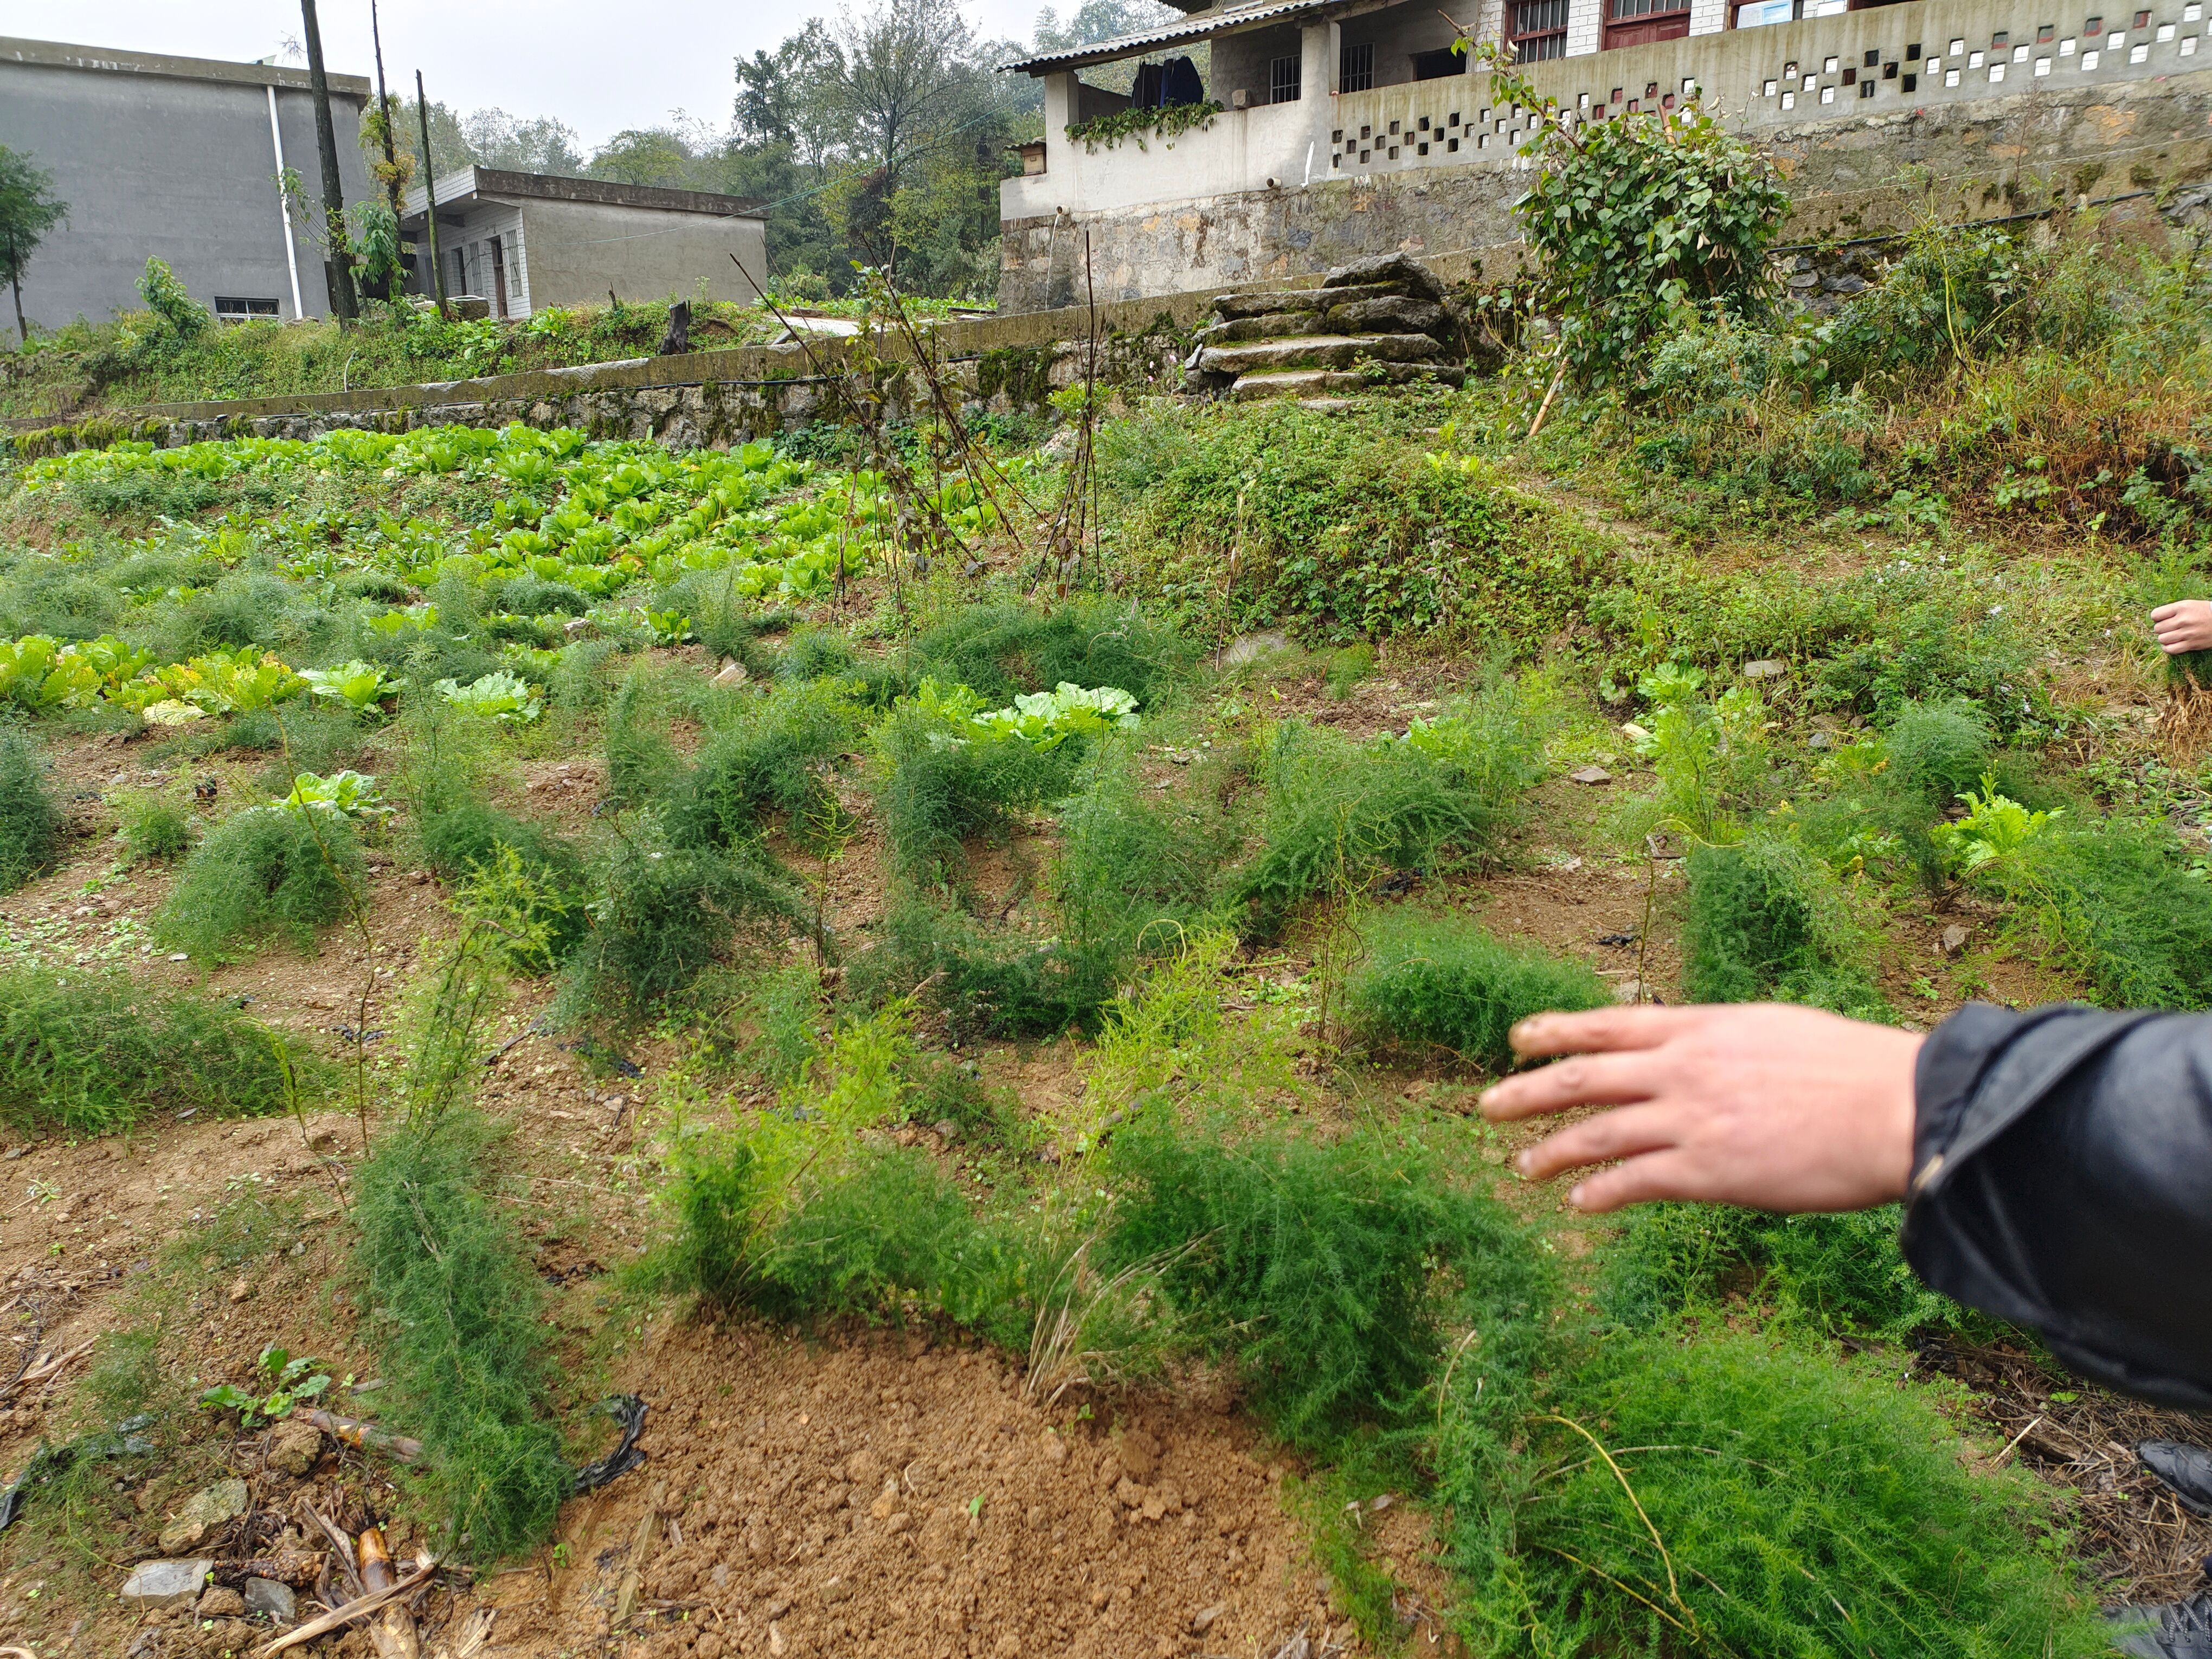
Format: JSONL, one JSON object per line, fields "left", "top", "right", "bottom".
{"left": 398, "top": 168, "right": 770, "bottom": 320}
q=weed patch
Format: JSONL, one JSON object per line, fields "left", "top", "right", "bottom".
{"left": 1683, "top": 837, "right": 1891, "bottom": 1018}
{"left": 0, "top": 731, "right": 61, "bottom": 892}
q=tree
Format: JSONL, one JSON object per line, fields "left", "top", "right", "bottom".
{"left": 0, "top": 145, "right": 67, "bottom": 347}
{"left": 1030, "top": 0, "right": 1180, "bottom": 50}
{"left": 299, "top": 0, "right": 359, "bottom": 323}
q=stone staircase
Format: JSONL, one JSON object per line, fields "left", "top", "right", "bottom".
{"left": 1184, "top": 253, "right": 1464, "bottom": 403}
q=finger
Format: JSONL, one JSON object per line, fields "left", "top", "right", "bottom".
{"left": 1506, "top": 1004, "right": 1703, "bottom": 1061}
{"left": 1478, "top": 1051, "right": 1670, "bottom": 1122}
{"left": 2152, "top": 602, "right": 2181, "bottom": 621}
{"left": 1515, "top": 1102, "right": 1686, "bottom": 1180}
{"left": 1565, "top": 1150, "right": 1711, "bottom": 1212}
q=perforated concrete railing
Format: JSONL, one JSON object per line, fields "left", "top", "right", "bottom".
{"left": 1321, "top": 0, "right": 2210, "bottom": 177}
{"left": 1747, "top": 0, "right": 2203, "bottom": 114}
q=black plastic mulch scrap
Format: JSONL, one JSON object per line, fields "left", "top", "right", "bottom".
{"left": 569, "top": 1394, "right": 648, "bottom": 1494}
{"left": 0, "top": 1415, "right": 155, "bottom": 1532}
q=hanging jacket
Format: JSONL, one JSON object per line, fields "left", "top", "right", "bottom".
{"left": 1901, "top": 1001, "right": 2212, "bottom": 1410}
{"left": 1160, "top": 56, "right": 1207, "bottom": 107}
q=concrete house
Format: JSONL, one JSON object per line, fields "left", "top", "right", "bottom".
{"left": 397, "top": 169, "right": 770, "bottom": 320}
{"left": 998, "top": 0, "right": 2212, "bottom": 310}
{"left": 0, "top": 36, "right": 372, "bottom": 331}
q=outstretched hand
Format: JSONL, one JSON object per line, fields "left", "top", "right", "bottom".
{"left": 1476, "top": 1004, "right": 1922, "bottom": 1214}
{"left": 2152, "top": 599, "right": 2212, "bottom": 655}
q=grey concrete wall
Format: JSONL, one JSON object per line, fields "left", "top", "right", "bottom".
{"left": 1005, "top": 57, "right": 2212, "bottom": 310}
{"left": 512, "top": 197, "right": 770, "bottom": 311}
{"left": 0, "top": 41, "right": 371, "bottom": 332}
{"left": 1213, "top": 23, "right": 1308, "bottom": 106}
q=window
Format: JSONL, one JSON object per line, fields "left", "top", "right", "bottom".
{"left": 1510, "top": 0, "right": 1568, "bottom": 60}
{"left": 1339, "top": 41, "right": 1373, "bottom": 89}
{"left": 1270, "top": 54, "right": 1302, "bottom": 101}
{"left": 1605, "top": 0, "right": 1689, "bottom": 49}
{"left": 213, "top": 296, "right": 280, "bottom": 323}
{"left": 1411, "top": 46, "right": 1462, "bottom": 78}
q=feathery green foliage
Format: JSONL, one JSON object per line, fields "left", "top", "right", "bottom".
{"left": 0, "top": 729, "right": 61, "bottom": 892}
{"left": 908, "top": 601, "right": 1192, "bottom": 707}
{"left": 564, "top": 838, "right": 803, "bottom": 1014}
{"left": 1348, "top": 912, "right": 1611, "bottom": 1071}
{"left": 667, "top": 679, "right": 861, "bottom": 848}
{"left": 1234, "top": 688, "right": 1550, "bottom": 935}
{"left": 1446, "top": 1331, "right": 2106, "bottom": 1656}
{"left": 351, "top": 1118, "right": 567, "bottom": 1560}
{"left": 851, "top": 895, "right": 1121, "bottom": 1038}
{"left": 1988, "top": 819, "right": 2212, "bottom": 1009}
{"left": 1102, "top": 1113, "right": 1551, "bottom": 1448}
{"left": 1683, "top": 836, "right": 1891, "bottom": 1018}
{"left": 1051, "top": 740, "right": 1231, "bottom": 958}
{"left": 155, "top": 803, "right": 362, "bottom": 961}
{"left": 872, "top": 703, "right": 1075, "bottom": 886}
{"left": 114, "top": 791, "right": 194, "bottom": 864}
{"left": 0, "top": 967, "right": 324, "bottom": 1135}
{"left": 1602, "top": 1201, "right": 1973, "bottom": 1342}
{"left": 417, "top": 800, "right": 591, "bottom": 971}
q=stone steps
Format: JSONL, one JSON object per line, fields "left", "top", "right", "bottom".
{"left": 1189, "top": 252, "right": 1465, "bottom": 403}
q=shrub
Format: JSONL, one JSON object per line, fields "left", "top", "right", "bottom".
{"left": 351, "top": 1118, "right": 567, "bottom": 1560}
{"left": 667, "top": 680, "right": 862, "bottom": 849}
{"left": 1347, "top": 912, "right": 1611, "bottom": 1071}
{"left": 872, "top": 703, "right": 1075, "bottom": 886}
{"left": 1990, "top": 819, "right": 2212, "bottom": 1009}
{"left": 1102, "top": 1114, "right": 1552, "bottom": 1448}
{"left": 1602, "top": 1201, "right": 1973, "bottom": 1342}
{"left": 0, "top": 731, "right": 62, "bottom": 892}
{"left": 1682, "top": 837, "right": 1890, "bottom": 1018}
{"left": 0, "top": 968, "right": 323, "bottom": 1135}
{"left": 850, "top": 896, "right": 1121, "bottom": 1038}
{"left": 155, "top": 804, "right": 362, "bottom": 961}
{"left": 1815, "top": 599, "right": 2048, "bottom": 734}
{"left": 1882, "top": 696, "right": 1994, "bottom": 805}
{"left": 117, "top": 793, "right": 195, "bottom": 864}
{"left": 908, "top": 601, "right": 1192, "bottom": 707}
{"left": 1051, "top": 742, "right": 1231, "bottom": 961}
{"left": 1448, "top": 1330, "right": 2106, "bottom": 1656}
{"left": 1233, "top": 699, "right": 1546, "bottom": 935}
{"left": 563, "top": 839, "right": 803, "bottom": 1014}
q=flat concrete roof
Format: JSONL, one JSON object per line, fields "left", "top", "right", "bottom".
{"left": 0, "top": 36, "right": 370, "bottom": 96}
{"left": 402, "top": 165, "right": 764, "bottom": 224}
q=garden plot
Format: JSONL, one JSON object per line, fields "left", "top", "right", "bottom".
{"left": 0, "top": 247, "right": 2209, "bottom": 1659}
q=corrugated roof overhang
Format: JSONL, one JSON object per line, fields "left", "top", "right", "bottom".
{"left": 999, "top": 0, "right": 1333, "bottom": 75}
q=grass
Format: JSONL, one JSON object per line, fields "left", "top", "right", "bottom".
{"left": 1990, "top": 818, "right": 2212, "bottom": 1008}
{"left": 1347, "top": 911, "right": 1613, "bottom": 1071}
{"left": 872, "top": 702, "right": 1075, "bottom": 886}
{"left": 0, "top": 967, "right": 325, "bottom": 1135}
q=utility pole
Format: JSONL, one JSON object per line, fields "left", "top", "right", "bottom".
{"left": 299, "top": 0, "right": 358, "bottom": 323}
{"left": 415, "top": 70, "right": 448, "bottom": 319}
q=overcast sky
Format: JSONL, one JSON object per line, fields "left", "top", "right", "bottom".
{"left": 8, "top": 1, "right": 1042, "bottom": 152}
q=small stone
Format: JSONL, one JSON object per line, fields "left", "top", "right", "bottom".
{"left": 227, "top": 1277, "right": 250, "bottom": 1304}
{"left": 243, "top": 1578, "right": 297, "bottom": 1623}
{"left": 120, "top": 1559, "right": 214, "bottom": 1608}
{"left": 1741, "top": 659, "right": 1786, "bottom": 679}
{"left": 712, "top": 661, "right": 750, "bottom": 687}
{"left": 563, "top": 618, "right": 595, "bottom": 640}
{"left": 265, "top": 1419, "right": 324, "bottom": 1477}
{"left": 1808, "top": 731, "right": 1836, "bottom": 751}
{"left": 1040, "top": 1430, "right": 1068, "bottom": 1464}
{"left": 994, "top": 1636, "right": 1023, "bottom": 1658}
{"left": 1569, "top": 766, "right": 1612, "bottom": 786}
{"left": 768, "top": 1622, "right": 787, "bottom": 1657}
{"left": 198, "top": 1587, "right": 246, "bottom": 1618}
{"left": 1940, "top": 924, "right": 1970, "bottom": 957}
{"left": 158, "top": 1477, "right": 250, "bottom": 1553}
{"left": 1191, "top": 1602, "right": 1228, "bottom": 1634}
{"left": 934, "top": 1118, "right": 962, "bottom": 1143}
{"left": 694, "top": 1636, "right": 724, "bottom": 1659}
{"left": 1613, "top": 978, "right": 1647, "bottom": 1005}
{"left": 820, "top": 1576, "right": 853, "bottom": 1605}
{"left": 1220, "top": 631, "right": 1291, "bottom": 668}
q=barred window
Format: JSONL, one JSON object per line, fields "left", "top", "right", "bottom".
{"left": 1340, "top": 41, "right": 1374, "bottom": 90}
{"left": 1511, "top": 0, "right": 1569, "bottom": 59}
{"left": 1270, "top": 53, "right": 1302, "bottom": 101}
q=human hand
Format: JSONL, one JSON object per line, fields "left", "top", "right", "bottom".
{"left": 2152, "top": 600, "right": 2212, "bottom": 655}
{"left": 1476, "top": 1004, "right": 1922, "bottom": 1214}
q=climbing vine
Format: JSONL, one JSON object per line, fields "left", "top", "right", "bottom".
{"left": 1066, "top": 100, "right": 1223, "bottom": 153}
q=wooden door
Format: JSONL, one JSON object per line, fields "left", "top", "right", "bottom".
{"left": 490, "top": 236, "right": 509, "bottom": 318}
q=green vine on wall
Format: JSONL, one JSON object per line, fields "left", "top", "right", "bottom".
{"left": 1066, "top": 100, "right": 1223, "bottom": 153}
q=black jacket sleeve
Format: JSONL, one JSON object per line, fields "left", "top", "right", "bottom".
{"left": 1900, "top": 1001, "right": 2212, "bottom": 1411}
